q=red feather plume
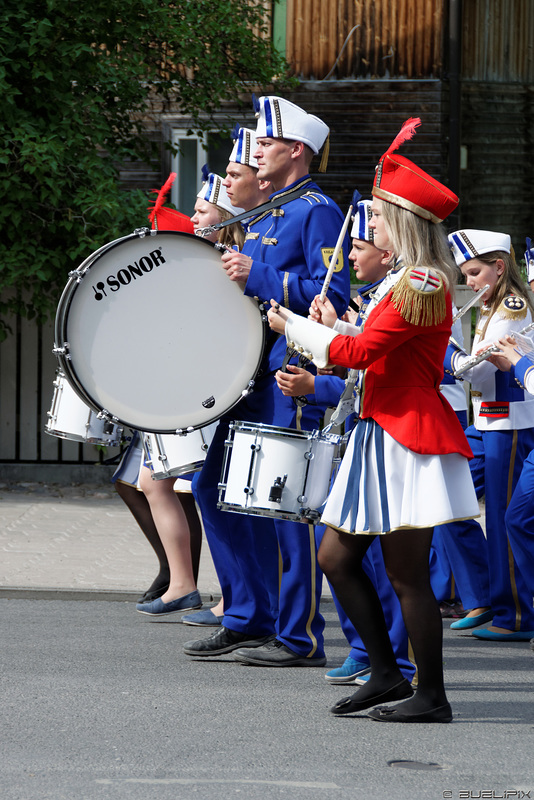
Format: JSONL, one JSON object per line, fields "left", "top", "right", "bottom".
{"left": 148, "top": 172, "right": 177, "bottom": 225}
{"left": 381, "top": 118, "right": 421, "bottom": 161}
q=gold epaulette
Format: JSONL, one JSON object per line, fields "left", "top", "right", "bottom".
{"left": 391, "top": 267, "right": 446, "bottom": 326}
{"left": 498, "top": 294, "right": 528, "bottom": 321}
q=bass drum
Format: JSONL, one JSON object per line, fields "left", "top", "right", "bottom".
{"left": 53, "top": 231, "right": 266, "bottom": 433}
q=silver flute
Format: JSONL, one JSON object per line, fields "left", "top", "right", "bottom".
{"left": 451, "top": 284, "right": 490, "bottom": 323}
{"left": 454, "top": 319, "right": 534, "bottom": 377}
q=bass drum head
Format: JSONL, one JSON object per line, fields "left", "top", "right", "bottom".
{"left": 56, "top": 232, "right": 264, "bottom": 432}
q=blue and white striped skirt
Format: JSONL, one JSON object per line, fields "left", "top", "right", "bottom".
{"left": 321, "top": 418, "right": 480, "bottom": 535}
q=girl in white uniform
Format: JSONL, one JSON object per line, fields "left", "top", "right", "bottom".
{"left": 446, "top": 230, "right": 534, "bottom": 641}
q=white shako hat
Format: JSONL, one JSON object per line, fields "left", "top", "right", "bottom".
{"left": 197, "top": 166, "right": 244, "bottom": 216}
{"left": 350, "top": 199, "right": 374, "bottom": 242}
{"left": 448, "top": 229, "right": 512, "bottom": 266}
{"left": 253, "top": 95, "right": 329, "bottom": 155}
{"left": 229, "top": 125, "right": 259, "bottom": 169}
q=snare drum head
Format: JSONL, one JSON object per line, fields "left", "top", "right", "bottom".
{"left": 55, "top": 232, "right": 264, "bottom": 432}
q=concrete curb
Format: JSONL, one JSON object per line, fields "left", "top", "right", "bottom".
{"left": 0, "top": 587, "right": 219, "bottom": 603}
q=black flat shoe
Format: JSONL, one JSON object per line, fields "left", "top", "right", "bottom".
{"left": 330, "top": 678, "right": 413, "bottom": 716}
{"left": 367, "top": 702, "right": 453, "bottom": 723}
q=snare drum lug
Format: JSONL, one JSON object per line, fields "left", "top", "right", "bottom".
{"left": 244, "top": 486, "right": 255, "bottom": 496}
{"left": 297, "top": 495, "right": 308, "bottom": 504}
{"left": 52, "top": 345, "right": 69, "bottom": 356}
{"left": 134, "top": 227, "right": 150, "bottom": 238}
{"left": 269, "top": 474, "right": 287, "bottom": 503}
{"left": 304, "top": 451, "right": 314, "bottom": 460}
{"left": 250, "top": 443, "right": 261, "bottom": 452}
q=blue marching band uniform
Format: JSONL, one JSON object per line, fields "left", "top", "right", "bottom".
{"left": 191, "top": 167, "right": 350, "bottom": 659}
{"left": 503, "top": 352, "right": 534, "bottom": 593}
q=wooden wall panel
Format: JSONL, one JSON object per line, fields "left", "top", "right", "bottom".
{"left": 462, "top": 0, "right": 534, "bottom": 82}
{"left": 282, "top": 81, "right": 445, "bottom": 212}
{"left": 459, "top": 83, "right": 534, "bottom": 255}
{"left": 285, "top": 0, "right": 444, "bottom": 79}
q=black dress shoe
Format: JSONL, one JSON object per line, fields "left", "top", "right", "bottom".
{"left": 137, "top": 583, "right": 170, "bottom": 604}
{"left": 367, "top": 701, "right": 453, "bottom": 723}
{"left": 233, "top": 638, "right": 327, "bottom": 667}
{"left": 183, "top": 626, "right": 274, "bottom": 656}
{"left": 330, "top": 678, "right": 413, "bottom": 715}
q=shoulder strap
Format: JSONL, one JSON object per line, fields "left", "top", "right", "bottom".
{"left": 197, "top": 177, "right": 313, "bottom": 236}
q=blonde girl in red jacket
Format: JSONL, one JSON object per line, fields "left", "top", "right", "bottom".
{"left": 268, "top": 120, "right": 479, "bottom": 724}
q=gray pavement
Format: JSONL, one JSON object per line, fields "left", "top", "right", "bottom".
{"left": 0, "top": 478, "right": 222, "bottom": 601}
{"left": 1, "top": 479, "right": 533, "bottom": 800}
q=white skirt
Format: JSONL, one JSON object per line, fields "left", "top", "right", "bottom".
{"left": 322, "top": 418, "right": 480, "bottom": 535}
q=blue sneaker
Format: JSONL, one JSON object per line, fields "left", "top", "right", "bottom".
{"left": 181, "top": 608, "right": 224, "bottom": 627}
{"left": 325, "top": 656, "right": 371, "bottom": 684}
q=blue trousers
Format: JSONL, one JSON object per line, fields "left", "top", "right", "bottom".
{"left": 442, "top": 425, "right": 534, "bottom": 630}
{"left": 193, "top": 373, "right": 327, "bottom": 656}
{"left": 192, "top": 373, "right": 280, "bottom": 637}
{"left": 504, "top": 448, "right": 534, "bottom": 595}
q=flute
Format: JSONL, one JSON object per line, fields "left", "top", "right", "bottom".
{"left": 453, "top": 320, "right": 534, "bottom": 377}
{"left": 451, "top": 284, "right": 490, "bottom": 323}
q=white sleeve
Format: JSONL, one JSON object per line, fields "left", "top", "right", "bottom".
{"left": 285, "top": 315, "right": 338, "bottom": 369}
{"left": 333, "top": 318, "right": 359, "bottom": 337}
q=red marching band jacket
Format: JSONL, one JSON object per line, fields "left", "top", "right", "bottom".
{"left": 328, "top": 286, "right": 473, "bottom": 460}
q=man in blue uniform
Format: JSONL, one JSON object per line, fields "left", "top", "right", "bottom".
{"left": 185, "top": 97, "right": 350, "bottom": 665}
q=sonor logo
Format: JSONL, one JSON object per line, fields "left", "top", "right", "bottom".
{"left": 92, "top": 249, "right": 166, "bottom": 301}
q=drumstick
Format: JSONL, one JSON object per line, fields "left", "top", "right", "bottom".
{"left": 319, "top": 191, "right": 360, "bottom": 303}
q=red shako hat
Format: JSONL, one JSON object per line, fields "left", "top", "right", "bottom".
{"left": 148, "top": 173, "right": 195, "bottom": 233}
{"left": 372, "top": 119, "right": 458, "bottom": 223}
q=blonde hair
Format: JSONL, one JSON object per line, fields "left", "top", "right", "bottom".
{"left": 216, "top": 208, "right": 245, "bottom": 250}
{"left": 477, "top": 249, "right": 534, "bottom": 337}
{"left": 381, "top": 201, "right": 458, "bottom": 296}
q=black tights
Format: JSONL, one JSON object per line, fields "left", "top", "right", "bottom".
{"left": 318, "top": 526, "right": 447, "bottom": 710}
{"left": 115, "top": 482, "right": 202, "bottom": 590}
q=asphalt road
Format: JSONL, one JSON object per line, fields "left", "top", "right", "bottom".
{"left": 2, "top": 599, "right": 533, "bottom": 800}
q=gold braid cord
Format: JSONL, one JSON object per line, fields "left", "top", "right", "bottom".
{"left": 391, "top": 267, "right": 446, "bottom": 327}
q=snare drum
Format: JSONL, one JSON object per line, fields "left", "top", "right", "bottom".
{"left": 218, "top": 421, "right": 342, "bottom": 522}
{"left": 53, "top": 231, "right": 266, "bottom": 432}
{"left": 142, "top": 423, "right": 218, "bottom": 479}
{"left": 45, "top": 371, "right": 124, "bottom": 445}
